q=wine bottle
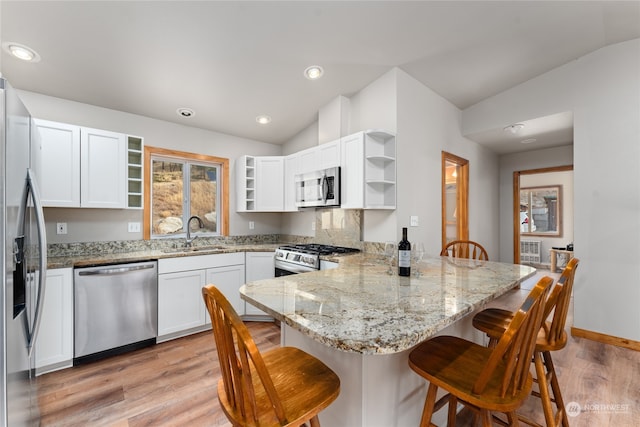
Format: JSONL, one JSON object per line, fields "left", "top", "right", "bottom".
{"left": 398, "top": 227, "right": 411, "bottom": 277}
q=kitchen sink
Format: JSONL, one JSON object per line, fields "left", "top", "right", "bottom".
{"left": 161, "top": 245, "right": 227, "bottom": 254}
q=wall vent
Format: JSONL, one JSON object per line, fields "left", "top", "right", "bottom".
{"left": 520, "top": 240, "right": 541, "bottom": 264}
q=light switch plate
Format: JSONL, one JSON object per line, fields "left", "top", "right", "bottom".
{"left": 128, "top": 222, "right": 141, "bottom": 233}
{"left": 410, "top": 216, "right": 419, "bottom": 227}
{"left": 249, "top": 221, "right": 255, "bottom": 230}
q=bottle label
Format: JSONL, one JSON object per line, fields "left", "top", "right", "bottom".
{"left": 398, "top": 250, "right": 411, "bottom": 268}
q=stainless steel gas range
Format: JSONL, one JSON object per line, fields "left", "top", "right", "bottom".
{"left": 275, "top": 244, "right": 360, "bottom": 276}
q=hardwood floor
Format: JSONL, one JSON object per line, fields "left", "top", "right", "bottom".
{"left": 37, "top": 276, "right": 639, "bottom": 426}
{"left": 37, "top": 323, "right": 280, "bottom": 427}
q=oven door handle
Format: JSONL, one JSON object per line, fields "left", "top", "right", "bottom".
{"left": 275, "top": 260, "right": 317, "bottom": 274}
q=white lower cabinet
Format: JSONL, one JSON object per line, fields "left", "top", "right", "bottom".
{"left": 205, "top": 264, "right": 245, "bottom": 323}
{"left": 157, "top": 252, "right": 245, "bottom": 341}
{"left": 244, "top": 252, "right": 275, "bottom": 317}
{"left": 157, "top": 269, "right": 207, "bottom": 338}
{"left": 36, "top": 268, "right": 73, "bottom": 375}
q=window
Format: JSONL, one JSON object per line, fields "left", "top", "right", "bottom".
{"left": 519, "top": 185, "right": 562, "bottom": 237}
{"left": 144, "top": 146, "right": 229, "bottom": 239}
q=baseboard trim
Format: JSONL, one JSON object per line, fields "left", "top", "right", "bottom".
{"left": 571, "top": 327, "right": 640, "bottom": 352}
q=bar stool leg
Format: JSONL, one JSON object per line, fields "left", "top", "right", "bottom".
{"left": 543, "top": 350, "right": 569, "bottom": 427}
{"left": 420, "top": 383, "right": 438, "bottom": 427}
{"left": 447, "top": 395, "right": 458, "bottom": 427}
{"left": 534, "top": 351, "right": 558, "bottom": 426}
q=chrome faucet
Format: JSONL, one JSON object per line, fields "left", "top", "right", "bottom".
{"left": 185, "top": 215, "right": 204, "bottom": 247}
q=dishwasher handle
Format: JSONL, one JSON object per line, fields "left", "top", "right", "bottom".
{"left": 78, "top": 263, "right": 156, "bottom": 276}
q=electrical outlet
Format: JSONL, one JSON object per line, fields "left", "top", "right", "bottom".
{"left": 56, "top": 222, "right": 67, "bottom": 235}
{"left": 311, "top": 221, "right": 316, "bottom": 231}
{"left": 128, "top": 222, "right": 141, "bottom": 233}
{"left": 249, "top": 221, "right": 255, "bottom": 230}
{"left": 410, "top": 216, "right": 419, "bottom": 227}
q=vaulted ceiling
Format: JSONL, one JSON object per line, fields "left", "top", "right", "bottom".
{"left": 2, "top": 1, "right": 638, "bottom": 153}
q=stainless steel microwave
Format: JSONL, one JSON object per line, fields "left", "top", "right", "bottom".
{"left": 295, "top": 167, "right": 341, "bottom": 208}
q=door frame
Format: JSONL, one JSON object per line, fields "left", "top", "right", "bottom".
{"left": 442, "top": 152, "right": 469, "bottom": 248}
{"left": 512, "top": 165, "right": 573, "bottom": 263}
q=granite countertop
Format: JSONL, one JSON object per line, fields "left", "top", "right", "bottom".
{"left": 47, "top": 243, "right": 282, "bottom": 269}
{"left": 240, "top": 254, "right": 536, "bottom": 355}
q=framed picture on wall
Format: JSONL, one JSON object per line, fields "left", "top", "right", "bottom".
{"left": 520, "top": 185, "right": 562, "bottom": 237}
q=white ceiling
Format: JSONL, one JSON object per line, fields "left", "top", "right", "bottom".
{"left": 1, "top": 1, "right": 638, "bottom": 154}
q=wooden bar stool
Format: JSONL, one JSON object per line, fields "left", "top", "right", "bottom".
{"left": 202, "top": 285, "right": 340, "bottom": 426}
{"left": 409, "top": 276, "right": 553, "bottom": 427}
{"left": 440, "top": 240, "right": 489, "bottom": 260}
{"left": 472, "top": 258, "right": 579, "bottom": 427}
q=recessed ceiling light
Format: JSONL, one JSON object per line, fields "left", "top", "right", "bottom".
{"left": 304, "top": 65, "right": 324, "bottom": 80}
{"left": 503, "top": 123, "right": 525, "bottom": 134}
{"left": 256, "top": 115, "right": 272, "bottom": 125}
{"left": 521, "top": 138, "right": 537, "bottom": 144}
{"left": 176, "top": 107, "right": 195, "bottom": 118}
{"left": 2, "top": 42, "right": 41, "bottom": 62}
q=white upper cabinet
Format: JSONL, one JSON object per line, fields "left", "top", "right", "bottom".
{"left": 80, "top": 127, "right": 126, "bottom": 208}
{"left": 341, "top": 129, "right": 396, "bottom": 209}
{"left": 34, "top": 119, "right": 81, "bottom": 207}
{"left": 255, "top": 156, "right": 284, "bottom": 211}
{"left": 298, "top": 146, "right": 318, "bottom": 174}
{"left": 34, "top": 119, "right": 129, "bottom": 209}
{"left": 236, "top": 130, "right": 394, "bottom": 213}
{"left": 236, "top": 155, "right": 256, "bottom": 212}
{"left": 236, "top": 155, "right": 283, "bottom": 212}
{"left": 296, "top": 139, "right": 340, "bottom": 175}
{"left": 318, "top": 139, "right": 341, "bottom": 169}
{"left": 340, "top": 132, "right": 365, "bottom": 209}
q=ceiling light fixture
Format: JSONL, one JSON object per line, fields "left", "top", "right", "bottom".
{"left": 503, "top": 123, "right": 525, "bottom": 134}
{"left": 2, "top": 42, "right": 41, "bottom": 62}
{"left": 176, "top": 107, "right": 195, "bottom": 118}
{"left": 304, "top": 65, "right": 324, "bottom": 80}
{"left": 256, "top": 115, "right": 272, "bottom": 125}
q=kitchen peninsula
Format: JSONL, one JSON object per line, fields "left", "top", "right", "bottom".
{"left": 240, "top": 254, "right": 536, "bottom": 427}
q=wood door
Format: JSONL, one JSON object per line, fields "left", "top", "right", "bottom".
{"left": 442, "top": 152, "right": 469, "bottom": 247}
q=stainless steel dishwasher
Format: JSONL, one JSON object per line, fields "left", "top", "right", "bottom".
{"left": 74, "top": 261, "right": 157, "bottom": 364}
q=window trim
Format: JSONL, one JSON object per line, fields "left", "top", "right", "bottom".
{"left": 144, "top": 146, "right": 229, "bottom": 239}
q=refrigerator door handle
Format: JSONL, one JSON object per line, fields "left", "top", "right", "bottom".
{"left": 24, "top": 168, "right": 47, "bottom": 356}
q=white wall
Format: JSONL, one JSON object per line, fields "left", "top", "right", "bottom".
{"left": 348, "top": 69, "right": 399, "bottom": 244}
{"left": 520, "top": 168, "right": 574, "bottom": 264}
{"left": 499, "top": 145, "right": 574, "bottom": 262}
{"left": 17, "top": 90, "right": 283, "bottom": 242}
{"left": 395, "top": 69, "right": 500, "bottom": 257}
{"left": 280, "top": 68, "right": 501, "bottom": 255}
{"left": 281, "top": 121, "right": 317, "bottom": 155}
{"left": 463, "top": 38, "right": 640, "bottom": 342}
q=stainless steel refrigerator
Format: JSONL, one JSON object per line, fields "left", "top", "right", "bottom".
{"left": 1, "top": 78, "right": 47, "bottom": 426}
